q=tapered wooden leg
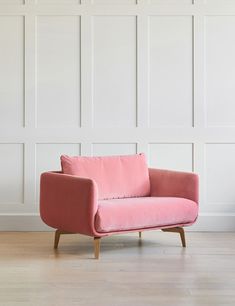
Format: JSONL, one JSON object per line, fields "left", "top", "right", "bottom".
{"left": 139, "top": 232, "right": 142, "bottom": 239}
{"left": 162, "top": 227, "right": 186, "bottom": 247}
{"left": 54, "top": 230, "right": 73, "bottom": 249}
{"left": 94, "top": 237, "right": 101, "bottom": 259}
{"left": 54, "top": 230, "right": 61, "bottom": 249}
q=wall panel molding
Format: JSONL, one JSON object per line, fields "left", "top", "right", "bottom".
{"left": 0, "top": 15, "right": 25, "bottom": 128}
{"left": 92, "top": 15, "right": 137, "bottom": 128}
{"left": 0, "top": 144, "right": 24, "bottom": 205}
{"left": 36, "top": 15, "right": 81, "bottom": 127}
{"left": 149, "top": 15, "right": 193, "bottom": 128}
{"left": 205, "top": 15, "right": 235, "bottom": 127}
{"left": 92, "top": 143, "right": 137, "bottom": 156}
{"left": 149, "top": 143, "right": 194, "bottom": 172}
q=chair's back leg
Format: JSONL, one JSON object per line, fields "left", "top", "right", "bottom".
{"left": 94, "top": 237, "right": 101, "bottom": 259}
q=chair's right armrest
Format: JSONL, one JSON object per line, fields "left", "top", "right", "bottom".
{"left": 40, "top": 172, "right": 98, "bottom": 236}
{"left": 149, "top": 168, "right": 199, "bottom": 204}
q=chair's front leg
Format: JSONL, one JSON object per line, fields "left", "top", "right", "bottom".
{"left": 94, "top": 237, "right": 101, "bottom": 259}
{"left": 54, "top": 229, "right": 74, "bottom": 249}
{"left": 161, "top": 227, "right": 186, "bottom": 247}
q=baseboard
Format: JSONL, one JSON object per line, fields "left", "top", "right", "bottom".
{"left": 0, "top": 214, "right": 51, "bottom": 231}
{"left": 189, "top": 213, "right": 235, "bottom": 231}
{"left": 0, "top": 213, "right": 235, "bottom": 231}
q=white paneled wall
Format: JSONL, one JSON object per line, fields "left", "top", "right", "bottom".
{"left": 149, "top": 143, "right": 193, "bottom": 172}
{"left": 0, "top": 16, "right": 24, "bottom": 127}
{"left": 37, "top": 16, "right": 81, "bottom": 127}
{"left": 0, "top": 0, "right": 235, "bottom": 230}
{"left": 205, "top": 16, "right": 235, "bottom": 127}
{"left": 149, "top": 16, "right": 193, "bottom": 127}
{"left": 93, "top": 16, "right": 137, "bottom": 128}
{"left": 0, "top": 144, "right": 24, "bottom": 205}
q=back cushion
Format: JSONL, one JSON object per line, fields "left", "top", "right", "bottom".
{"left": 61, "top": 153, "right": 150, "bottom": 200}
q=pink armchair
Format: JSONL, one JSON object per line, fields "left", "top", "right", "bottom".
{"left": 40, "top": 154, "right": 198, "bottom": 259}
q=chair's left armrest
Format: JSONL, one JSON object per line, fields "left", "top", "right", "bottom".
{"left": 149, "top": 168, "right": 199, "bottom": 204}
{"left": 40, "top": 172, "right": 98, "bottom": 236}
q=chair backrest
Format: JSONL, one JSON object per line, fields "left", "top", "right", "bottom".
{"left": 61, "top": 153, "right": 150, "bottom": 200}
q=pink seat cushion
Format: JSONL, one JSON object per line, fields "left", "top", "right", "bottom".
{"left": 95, "top": 197, "right": 198, "bottom": 232}
{"left": 61, "top": 154, "right": 150, "bottom": 200}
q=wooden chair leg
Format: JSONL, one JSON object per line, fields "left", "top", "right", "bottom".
{"left": 54, "top": 230, "right": 61, "bottom": 249}
{"left": 54, "top": 230, "right": 73, "bottom": 249}
{"left": 94, "top": 237, "right": 101, "bottom": 259}
{"left": 139, "top": 231, "right": 142, "bottom": 239}
{"left": 161, "top": 227, "right": 186, "bottom": 247}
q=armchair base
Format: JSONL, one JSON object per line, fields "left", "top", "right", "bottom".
{"left": 53, "top": 227, "right": 186, "bottom": 259}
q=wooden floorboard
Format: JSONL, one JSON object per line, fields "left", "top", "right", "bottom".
{"left": 0, "top": 231, "right": 235, "bottom": 306}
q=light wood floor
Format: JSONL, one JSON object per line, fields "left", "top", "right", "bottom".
{"left": 0, "top": 231, "right": 235, "bottom": 306}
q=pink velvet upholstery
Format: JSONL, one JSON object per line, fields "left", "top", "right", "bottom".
{"left": 40, "top": 172, "right": 98, "bottom": 236}
{"left": 96, "top": 197, "right": 198, "bottom": 233}
{"left": 61, "top": 154, "right": 150, "bottom": 200}
{"left": 40, "top": 155, "right": 199, "bottom": 240}
{"left": 149, "top": 168, "right": 199, "bottom": 204}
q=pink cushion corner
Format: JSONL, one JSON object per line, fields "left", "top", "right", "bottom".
{"left": 61, "top": 153, "right": 150, "bottom": 200}
{"left": 95, "top": 197, "right": 198, "bottom": 233}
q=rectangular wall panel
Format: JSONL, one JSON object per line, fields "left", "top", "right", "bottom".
{"left": 149, "top": 143, "right": 193, "bottom": 172}
{"left": 37, "top": 16, "right": 81, "bottom": 127}
{"left": 0, "top": 144, "right": 24, "bottom": 205}
{"left": 206, "top": 144, "right": 235, "bottom": 206}
{"left": 92, "top": 143, "right": 137, "bottom": 156}
{"left": 93, "top": 16, "right": 137, "bottom": 128}
{"left": 36, "top": 143, "right": 80, "bottom": 201}
{"left": 149, "top": 0, "right": 192, "bottom": 3}
{"left": 0, "top": 0, "right": 23, "bottom": 3}
{"left": 205, "top": 16, "right": 235, "bottom": 126}
{"left": 206, "top": 0, "right": 235, "bottom": 4}
{"left": 92, "top": 0, "right": 136, "bottom": 4}
{"left": 0, "top": 16, "right": 24, "bottom": 127}
{"left": 36, "top": 0, "right": 80, "bottom": 3}
{"left": 149, "top": 16, "right": 193, "bottom": 127}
